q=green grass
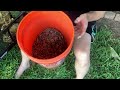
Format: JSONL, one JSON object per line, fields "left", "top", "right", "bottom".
{"left": 0, "top": 25, "right": 120, "bottom": 79}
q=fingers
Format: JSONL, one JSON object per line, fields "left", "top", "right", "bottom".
{"left": 74, "top": 20, "right": 88, "bottom": 39}
{"left": 74, "top": 17, "right": 81, "bottom": 24}
{"left": 74, "top": 14, "right": 88, "bottom": 39}
{"left": 74, "top": 14, "right": 87, "bottom": 24}
{"left": 74, "top": 14, "right": 88, "bottom": 31}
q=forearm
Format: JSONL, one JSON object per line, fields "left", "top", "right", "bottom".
{"left": 85, "top": 11, "right": 106, "bottom": 22}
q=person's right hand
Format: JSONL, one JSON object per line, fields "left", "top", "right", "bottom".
{"left": 74, "top": 14, "right": 88, "bottom": 39}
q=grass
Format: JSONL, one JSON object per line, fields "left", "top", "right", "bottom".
{"left": 0, "top": 25, "right": 120, "bottom": 79}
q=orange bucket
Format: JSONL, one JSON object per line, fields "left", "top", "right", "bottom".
{"left": 17, "top": 11, "right": 74, "bottom": 68}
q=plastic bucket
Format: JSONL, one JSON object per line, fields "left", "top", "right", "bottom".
{"left": 17, "top": 11, "right": 74, "bottom": 68}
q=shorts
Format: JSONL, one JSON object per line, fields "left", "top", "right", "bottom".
{"left": 86, "top": 21, "right": 97, "bottom": 36}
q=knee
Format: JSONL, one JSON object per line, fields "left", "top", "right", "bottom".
{"left": 75, "top": 57, "right": 90, "bottom": 68}
{"left": 74, "top": 33, "right": 91, "bottom": 53}
{"left": 74, "top": 44, "right": 90, "bottom": 60}
{"left": 76, "top": 53, "right": 90, "bottom": 67}
{"left": 75, "top": 51, "right": 90, "bottom": 62}
{"left": 82, "top": 33, "right": 91, "bottom": 46}
{"left": 74, "top": 33, "right": 91, "bottom": 66}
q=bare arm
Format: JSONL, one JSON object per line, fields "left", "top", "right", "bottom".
{"left": 86, "top": 11, "right": 106, "bottom": 22}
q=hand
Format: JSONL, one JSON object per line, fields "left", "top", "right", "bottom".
{"left": 74, "top": 14, "right": 88, "bottom": 39}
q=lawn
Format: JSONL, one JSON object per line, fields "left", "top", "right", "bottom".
{"left": 0, "top": 25, "right": 120, "bottom": 79}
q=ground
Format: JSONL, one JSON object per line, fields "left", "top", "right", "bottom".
{"left": 97, "top": 18, "right": 120, "bottom": 38}
{"left": 0, "top": 11, "right": 120, "bottom": 79}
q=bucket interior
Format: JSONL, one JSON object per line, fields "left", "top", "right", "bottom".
{"left": 17, "top": 11, "right": 74, "bottom": 60}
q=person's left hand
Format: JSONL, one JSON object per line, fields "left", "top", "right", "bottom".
{"left": 74, "top": 14, "right": 88, "bottom": 39}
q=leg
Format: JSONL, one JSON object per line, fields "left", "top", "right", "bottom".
{"left": 15, "top": 50, "right": 30, "bottom": 79}
{"left": 73, "top": 33, "right": 91, "bottom": 79}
